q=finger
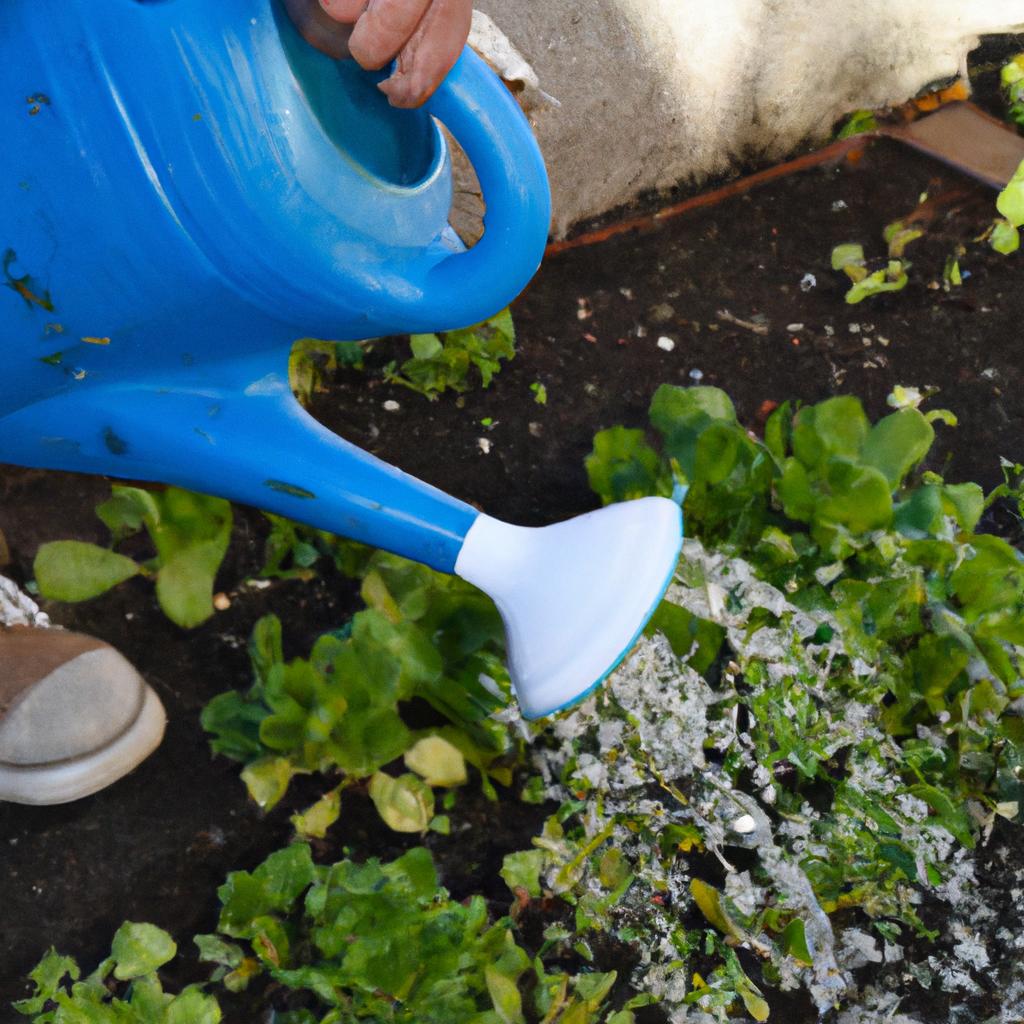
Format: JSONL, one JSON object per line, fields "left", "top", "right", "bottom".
{"left": 284, "top": 0, "right": 354, "bottom": 59}
{"left": 349, "top": 0, "right": 432, "bottom": 71}
{"left": 318, "top": 0, "right": 368, "bottom": 24}
{"left": 377, "top": 0, "right": 472, "bottom": 108}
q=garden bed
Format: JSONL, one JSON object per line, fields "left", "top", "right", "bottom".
{"left": 2, "top": 74, "right": 1024, "bottom": 1023}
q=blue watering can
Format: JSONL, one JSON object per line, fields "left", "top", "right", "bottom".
{"left": 0, "top": 0, "right": 682, "bottom": 718}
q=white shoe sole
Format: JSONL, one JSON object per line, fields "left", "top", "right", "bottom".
{"left": 0, "top": 685, "right": 166, "bottom": 805}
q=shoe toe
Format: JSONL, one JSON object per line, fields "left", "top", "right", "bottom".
{"left": 0, "top": 647, "right": 148, "bottom": 766}
{"left": 0, "top": 631, "right": 167, "bottom": 805}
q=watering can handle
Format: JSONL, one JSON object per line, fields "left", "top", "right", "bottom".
{"left": 414, "top": 47, "right": 551, "bottom": 330}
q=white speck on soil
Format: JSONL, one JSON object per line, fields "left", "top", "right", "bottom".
{"left": 382, "top": 399, "right": 400, "bottom": 412}
{"left": 657, "top": 335, "right": 676, "bottom": 352}
{"left": 800, "top": 273, "right": 817, "bottom": 291}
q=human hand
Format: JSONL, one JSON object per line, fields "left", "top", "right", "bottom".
{"left": 319, "top": 0, "right": 473, "bottom": 109}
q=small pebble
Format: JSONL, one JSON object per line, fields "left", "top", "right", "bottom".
{"left": 689, "top": 368, "right": 704, "bottom": 382}
{"left": 635, "top": 324, "right": 649, "bottom": 339}
{"left": 786, "top": 323, "right": 805, "bottom": 332}
{"left": 213, "top": 592, "right": 231, "bottom": 611}
{"left": 799, "top": 273, "right": 816, "bottom": 292}
{"left": 528, "top": 422, "right": 543, "bottom": 438}
{"left": 849, "top": 323, "right": 861, "bottom": 334}
{"left": 619, "top": 287, "right": 634, "bottom": 299}
{"left": 383, "top": 399, "right": 400, "bottom": 412}
{"left": 832, "top": 199, "right": 848, "bottom": 211}
{"left": 477, "top": 438, "right": 492, "bottom": 455}
{"left": 657, "top": 336, "right": 676, "bottom": 352}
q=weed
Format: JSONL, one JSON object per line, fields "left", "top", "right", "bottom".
{"left": 383, "top": 308, "right": 515, "bottom": 400}
{"left": 33, "top": 486, "right": 232, "bottom": 628}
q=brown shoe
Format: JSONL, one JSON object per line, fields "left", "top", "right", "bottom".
{"left": 0, "top": 626, "right": 166, "bottom": 805}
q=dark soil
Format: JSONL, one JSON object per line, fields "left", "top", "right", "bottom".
{"left": 2, "top": 50, "right": 1024, "bottom": 1021}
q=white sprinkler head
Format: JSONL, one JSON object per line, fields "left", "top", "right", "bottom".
{"left": 454, "top": 497, "right": 683, "bottom": 719}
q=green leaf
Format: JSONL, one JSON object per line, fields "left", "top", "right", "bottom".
{"left": 404, "top": 735, "right": 468, "bottom": 787}
{"left": 410, "top": 333, "right": 443, "bottom": 360}
{"left": 836, "top": 109, "right": 877, "bottom": 138}
{"left": 694, "top": 423, "right": 746, "bottom": 485}
{"left": 574, "top": 972, "right": 616, "bottom": 1011}
{"left": 110, "top": 922, "right": 177, "bottom": 980}
{"left": 908, "top": 783, "right": 975, "bottom": 849}
{"left": 778, "top": 459, "right": 814, "bottom": 523}
{"left": 845, "top": 264, "right": 908, "bottom": 303}
{"left": 155, "top": 538, "right": 227, "bottom": 628}
{"left": 201, "top": 691, "right": 268, "bottom": 762}
{"left": 814, "top": 458, "right": 893, "bottom": 535}
{"left": 941, "top": 482, "right": 984, "bottom": 532}
{"left": 291, "top": 785, "right": 343, "bottom": 839}
{"left": 194, "top": 934, "right": 244, "bottom": 969}
{"left": 500, "top": 850, "right": 545, "bottom": 898}
{"left": 884, "top": 222, "right": 924, "bottom": 259}
{"left": 781, "top": 919, "right": 813, "bottom": 966}
{"left": 12, "top": 949, "right": 80, "bottom": 1015}
{"left": 96, "top": 486, "right": 160, "bottom": 543}
{"left": 332, "top": 707, "right": 412, "bottom": 777}
{"left": 763, "top": 401, "right": 792, "bottom": 461}
{"left": 861, "top": 408, "right": 934, "bottom": 488}
{"left": 218, "top": 844, "right": 316, "bottom": 937}
{"left": 486, "top": 965, "right": 526, "bottom": 1024}
{"left": 792, "top": 397, "right": 869, "bottom": 468}
{"left": 894, "top": 485, "right": 943, "bottom": 538}
{"left": 369, "top": 771, "right": 434, "bottom": 832}
{"left": 991, "top": 219, "right": 1020, "bottom": 255}
{"left": 585, "top": 427, "right": 667, "bottom": 505}
{"left": 165, "top": 986, "right": 222, "bottom": 1024}
{"left": 643, "top": 601, "right": 724, "bottom": 673}
{"left": 690, "top": 879, "right": 745, "bottom": 942}
{"left": 951, "top": 535, "right": 1024, "bottom": 618}
{"left": 650, "top": 384, "right": 736, "bottom": 437}
{"left": 877, "top": 841, "right": 918, "bottom": 880}
{"left": 831, "top": 243, "right": 865, "bottom": 270}
{"left": 598, "top": 848, "right": 630, "bottom": 889}
{"left": 33, "top": 541, "right": 140, "bottom": 602}
{"left": 241, "top": 756, "right": 296, "bottom": 811}
{"left": 738, "top": 981, "right": 771, "bottom": 1022}
{"left": 996, "top": 159, "right": 1024, "bottom": 227}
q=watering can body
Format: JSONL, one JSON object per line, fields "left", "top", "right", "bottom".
{"left": 0, "top": 0, "right": 683, "bottom": 719}
{"left": 0, "top": 0, "right": 548, "bottom": 570}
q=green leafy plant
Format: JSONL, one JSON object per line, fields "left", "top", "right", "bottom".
{"left": 33, "top": 486, "right": 232, "bottom": 628}
{"left": 203, "top": 844, "right": 625, "bottom": 1023}
{"left": 835, "top": 109, "right": 878, "bottom": 139}
{"left": 501, "top": 374, "right": 1024, "bottom": 1015}
{"left": 384, "top": 308, "right": 515, "bottom": 400}
{"left": 990, "top": 156, "right": 1024, "bottom": 255}
{"left": 15, "top": 922, "right": 220, "bottom": 1023}
{"left": 1002, "top": 52, "right": 1024, "bottom": 128}
{"left": 830, "top": 218, "right": 921, "bottom": 304}
{"left": 289, "top": 338, "right": 369, "bottom": 407}
{"left": 202, "top": 548, "right": 518, "bottom": 833}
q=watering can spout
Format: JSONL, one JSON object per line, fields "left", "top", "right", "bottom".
{"left": 455, "top": 500, "right": 683, "bottom": 719}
